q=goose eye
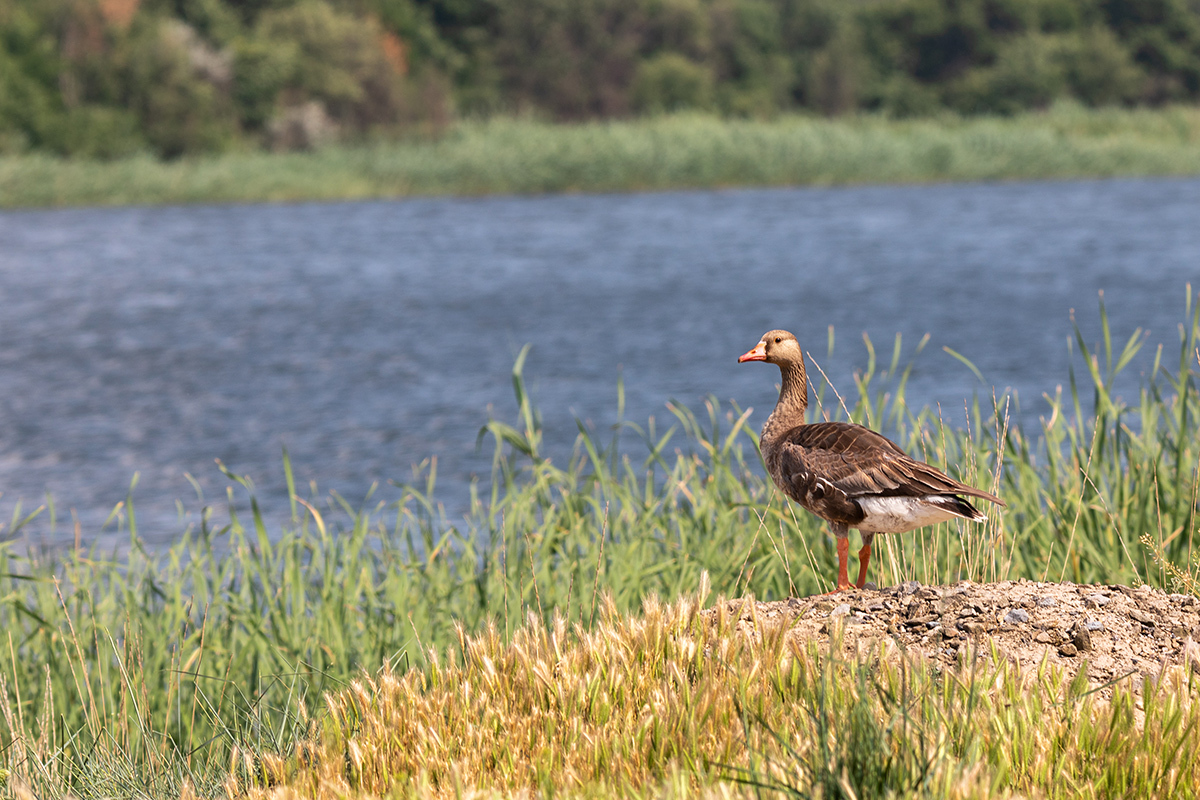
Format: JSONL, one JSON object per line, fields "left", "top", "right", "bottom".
{"left": 774, "top": 337, "right": 781, "bottom": 343}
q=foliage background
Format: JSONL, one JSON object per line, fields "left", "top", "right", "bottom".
{"left": 2, "top": 0, "right": 1199, "bottom": 158}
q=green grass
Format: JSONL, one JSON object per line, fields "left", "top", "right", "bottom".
{"left": 2, "top": 104, "right": 1200, "bottom": 208}
{"left": 0, "top": 290, "right": 1198, "bottom": 798}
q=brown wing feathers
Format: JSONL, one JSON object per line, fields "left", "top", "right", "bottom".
{"left": 770, "top": 421, "right": 1004, "bottom": 510}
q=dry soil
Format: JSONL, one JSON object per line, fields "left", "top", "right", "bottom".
{"left": 704, "top": 580, "right": 1200, "bottom": 689}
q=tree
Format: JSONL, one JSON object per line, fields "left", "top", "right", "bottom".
{"left": 120, "top": 17, "right": 237, "bottom": 157}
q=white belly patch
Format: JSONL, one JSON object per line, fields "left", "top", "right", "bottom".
{"left": 856, "top": 496, "right": 961, "bottom": 533}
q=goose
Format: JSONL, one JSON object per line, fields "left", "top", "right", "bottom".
{"left": 739, "top": 330, "right": 1004, "bottom": 592}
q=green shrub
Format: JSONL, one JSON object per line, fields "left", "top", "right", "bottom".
{"left": 632, "top": 52, "right": 714, "bottom": 112}
{"left": 951, "top": 26, "right": 1148, "bottom": 113}
{"left": 54, "top": 105, "right": 145, "bottom": 158}
{"left": 1101, "top": 0, "right": 1200, "bottom": 101}
{"left": 805, "top": 20, "right": 866, "bottom": 115}
{"left": 231, "top": 36, "right": 298, "bottom": 131}
{"left": 489, "top": 0, "right": 645, "bottom": 118}
{"left": 1060, "top": 24, "right": 1146, "bottom": 105}
{"left": 873, "top": 74, "right": 943, "bottom": 117}
{"left": 951, "top": 33, "right": 1069, "bottom": 114}
{"left": 0, "top": 5, "right": 66, "bottom": 154}
{"left": 711, "top": 0, "right": 793, "bottom": 116}
{"left": 121, "top": 18, "right": 238, "bottom": 158}
{"left": 254, "top": 1, "right": 406, "bottom": 134}
{"left": 642, "top": 0, "right": 713, "bottom": 58}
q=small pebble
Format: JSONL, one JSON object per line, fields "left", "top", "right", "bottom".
{"left": 1085, "top": 594, "right": 1110, "bottom": 607}
{"left": 831, "top": 604, "right": 851, "bottom": 617}
{"left": 1072, "top": 624, "right": 1093, "bottom": 651}
{"left": 1036, "top": 596, "right": 1057, "bottom": 608}
{"left": 1004, "top": 609, "right": 1030, "bottom": 624}
{"left": 1086, "top": 620, "right": 1105, "bottom": 631}
{"left": 901, "top": 580, "right": 921, "bottom": 595}
{"left": 1059, "top": 643, "right": 1079, "bottom": 657}
{"left": 1129, "top": 608, "right": 1155, "bottom": 625}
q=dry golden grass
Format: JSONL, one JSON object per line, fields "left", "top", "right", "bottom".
{"left": 223, "top": 577, "right": 1200, "bottom": 800}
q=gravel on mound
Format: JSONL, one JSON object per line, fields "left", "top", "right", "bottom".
{"left": 703, "top": 579, "right": 1200, "bottom": 688}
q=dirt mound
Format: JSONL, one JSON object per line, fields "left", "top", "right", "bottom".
{"left": 705, "top": 580, "right": 1200, "bottom": 688}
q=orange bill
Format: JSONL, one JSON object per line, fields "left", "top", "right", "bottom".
{"left": 738, "top": 341, "right": 766, "bottom": 363}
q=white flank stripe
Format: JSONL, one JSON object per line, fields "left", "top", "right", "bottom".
{"left": 856, "top": 496, "right": 969, "bottom": 533}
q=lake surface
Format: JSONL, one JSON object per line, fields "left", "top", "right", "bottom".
{"left": 0, "top": 177, "right": 1196, "bottom": 546}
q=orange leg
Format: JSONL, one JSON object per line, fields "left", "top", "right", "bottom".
{"left": 834, "top": 536, "right": 851, "bottom": 591}
{"left": 855, "top": 536, "right": 874, "bottom": 589}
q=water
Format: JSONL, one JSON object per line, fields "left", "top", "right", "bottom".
{"left": 0, "top": 177, "right": 1196, "bottom": 546}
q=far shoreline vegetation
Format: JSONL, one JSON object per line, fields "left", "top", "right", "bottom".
{"left": 3, "top": 104, "right": 1200, "bottom": 209}
{"left": 8, "top": 0, "right": 1200, "bottom": 209}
